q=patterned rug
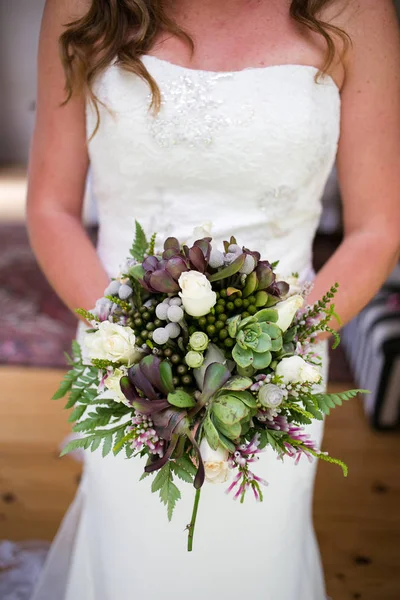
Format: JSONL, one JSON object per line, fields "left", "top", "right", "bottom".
{"left": 0, "top": 224, "right": 352, "bottom": 381}
{"left": 0, "top": 224, "right": 88, "bottom": 368}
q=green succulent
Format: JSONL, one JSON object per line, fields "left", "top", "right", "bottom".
{"left": 227, "top": 308, "right": 283, "bottom": 370}
{"left": 202, "top": 376, "right": 258, "bottom": 448}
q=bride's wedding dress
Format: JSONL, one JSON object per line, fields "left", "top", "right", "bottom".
{"left": 32, "top": 55, "right": 340, "bottom": 600}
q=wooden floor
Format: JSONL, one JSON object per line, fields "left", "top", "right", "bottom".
{"left": 0, "top": 367, "right": 399, "bottom": 599}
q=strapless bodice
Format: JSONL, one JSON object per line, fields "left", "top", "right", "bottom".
{"left": 86, "top": 55, "right": 341, "bottom": 279}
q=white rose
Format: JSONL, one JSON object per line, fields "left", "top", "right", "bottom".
{"left": 85, "top": 321, "right": 142, "bottom": 366}
{"left": 184, "top": 222, "right": 213, "bottom": 246}
{"left": 178, "top": 271, "right": 217, "bottom": 317}
{"left": 275, "top": 294, "right": 304, "bottom": 332}
{"left": 275, "top": 355, "right": 321, "bottom": 385}
{"left": 102, "top": 368, "right": 130, "bottom": 405}
{"left": 200, "top": 439, "right": 231, "bottom": 484}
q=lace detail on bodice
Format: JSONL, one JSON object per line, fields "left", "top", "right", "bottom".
{"left": 86, "top": 56, "right": 341, "bottom": 280}
{"left": 147, "top": 70, "right": 255, "bottom": 148}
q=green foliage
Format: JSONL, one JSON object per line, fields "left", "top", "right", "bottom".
{"left": 150, "top": 463, "right": 182, "bottom": 521}
{"left": 63, "top": 369, "right": 99, "bottom": 410}
{"left": 112, "top": 430, "right": 135, "bottom": 456}
{"left": 300, "top": 397, "right": 324, "bottom": 421}
{"left": 292, "top": 443, "right": 349, "bottom": 477}
{"left": 91, "top": 358, "right": 122, "bottom": 369}
{"left": 75, "top": 308, "right": 100, "bottom": 322}
{"left": 171, "top": 456, "right": 197, "bottom": 484}
{"left": 286, "top": 404, "right": 313, "bottom": 424}
{"left": 203, "top": 414, "right": 220, "bottom": 450}
{"left": 130, "top": 220, "right": 149, "bottom": 262}
{"left": 296, "top": 283, "right": 342, "bottom": 347}
{"left": 52, "top": 342, "right": 84, "bottom": 400}
{"left": 148, "top": 232, "right": 157, "bottom": 256}
{"left": 257, "top": 428, "right": 287, "bottom": 453}
{"left": 53, "top": 342, "right": 101, "bottom": 430}
{"left": 72, "top": 404, "right": 132, "bottom": 433}
{"left": 311, "top": 389, "right": 369, "bottom": 416}
{"left": 130, "top": 278, "right": 144, "bottom": 309}
{"left": 60, "top": 422, "right": 128, "bottom": 457}
{"left": 167, "top": 390, "right": 196, "bottom": 408}
{"left": 104, "top": 295, "right": 131, "bottom": 312}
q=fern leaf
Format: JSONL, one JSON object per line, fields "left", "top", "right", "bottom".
{"left": 113, "top": 430, "right": 133, "bottom": 455}
{"left": 68, "top": 404, "right": 87, "bottom": 423}
{"left": 312, "top": 389, "right": 369, "bottom": 415}
{"left": 130, "top": 221, "right": 149, "bottom": 261}
{"left": 287, "top": 404, "right": 314, "bottom": 422}
{"left": 60, "top": 436, "right": 92, "bottom": 457}
{"left": 102, "top": 433, "right": 113, "bottom": 457}
{"left": 90, "top": 436, "right": 102, "bottom": 453}
{"left": 52, "top": 366, "right": 83, "bottom": 400}
{"left": 71, "top": 340, "right": 82, "bottom": 361}
{"left": 301, "top": 398, "right": 324, "bottom": 421}
{"left": 171, "top": 460, "right": 195, "bottom": 484}
{"left": 151, "top": 464, "right": 171, "bottom": 493}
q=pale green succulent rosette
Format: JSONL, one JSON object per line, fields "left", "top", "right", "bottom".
{"left": 227, "top": 308, "right": 283, "bottom": 371}
{"left": 201, "top": 375, "right": 257, "bottom": 451}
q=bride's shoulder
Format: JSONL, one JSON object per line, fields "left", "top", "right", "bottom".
{"left": 320, "top": 0, "right": 398, "bottom": 37}
{"left": 43, "top": 0, "right": 91, "bottom": 21}
{"left": 319, "top": 0, "right": 399, "bottom": 74}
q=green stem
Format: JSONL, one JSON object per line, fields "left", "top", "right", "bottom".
{"left": 187, "top": 488, "right": 201, "bottom": 552}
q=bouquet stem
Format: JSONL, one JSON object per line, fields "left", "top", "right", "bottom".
{"left": 187, "top": 488, "right": 201, "bottom": 552}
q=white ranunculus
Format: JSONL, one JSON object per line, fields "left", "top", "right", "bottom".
{"left": 103, "top": 368, "right": 130, "bottom": 405}
{"left": 275, "top": 355, "right": 321, "bottom": 385}
{"left": 258, "top": 384, "right": 285, "bottom": 409}
{"left": 178, "top": 271, "right": 217, "bottom": 317}
{"left": 200, "top": 439, "right": 230, "bottom": 484}
{"left": 85, "top": 321, "right": 142, "bottom": 366}
{"left": 275, "top": 294, "right": 304, "bottom": 332}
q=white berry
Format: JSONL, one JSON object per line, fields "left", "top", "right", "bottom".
{"left": 118, "top": 284, "right": 133, "bottom": 299}
{"left": 104, "top": 280, "right": 121, "bottom": 296}
{"left": 167, "top": 305, "right": 184, "bottom": 323}
{"left": 165, "top": 322, "right": 181, "bottom": 339}
{"left": 209, "top": 249, "right": 225, "bottom": 269}
{"left": 152, "top": 328, "right": 169, "bottom": 345}
{"left": 155, "top": 303, "right": 169, "bottom": 320}
{"left": 169, "top": 297, "right": 182, "bottom": 306}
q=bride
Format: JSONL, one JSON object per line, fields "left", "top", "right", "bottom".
{"left": 28, "top": 1, "right": 399, "bottom": 598}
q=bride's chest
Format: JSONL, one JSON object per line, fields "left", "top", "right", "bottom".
{"left": 87, "top": 60, "right": 341, "bottom": 189}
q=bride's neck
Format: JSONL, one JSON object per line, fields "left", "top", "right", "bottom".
{"left": 164, "top": 0, "right": 282, "bottom": 23}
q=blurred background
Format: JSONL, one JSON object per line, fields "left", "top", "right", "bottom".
{"left": 0, "top": 1, "right": 399, "bottom": 599}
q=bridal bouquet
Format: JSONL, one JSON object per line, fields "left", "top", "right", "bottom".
{"left": 54, "top": 223, "right": 366, "bottom": 550}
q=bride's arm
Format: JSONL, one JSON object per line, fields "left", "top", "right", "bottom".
{"left": 308, "top": 0, "right": 400, "bottom": 332}
{"left": 27, "top": 0, "right": 109, "bottom": 315}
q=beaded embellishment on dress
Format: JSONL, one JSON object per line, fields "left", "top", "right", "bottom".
{"left": 147, "top": 71, "right": 255, "bottom": 148}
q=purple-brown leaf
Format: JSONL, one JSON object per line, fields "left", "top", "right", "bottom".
{"left": 189, "top": 246, "right": 206, "bottom": 273}
{"left": 149, "top": 269, "right": 180, "bottom": 293}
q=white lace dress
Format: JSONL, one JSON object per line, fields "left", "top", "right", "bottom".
{"left": 32, "top": 55, "right": 341, "bottom": 600}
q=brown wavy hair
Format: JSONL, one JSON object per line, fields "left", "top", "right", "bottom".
{"left": 60, "top": 0, "right": 350, "bottom": 129}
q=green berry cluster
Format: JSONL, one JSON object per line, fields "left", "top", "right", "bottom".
{"left": 130, "top": 304, "right": 161, "bottom": 347}
{"left": 159, "top": 347, "right": 193, "bottom": 387}
{"left": 130, "top": 302, "right": 192, "bottom": 388}
{"left": 188, "top": 289, "right": 259, "bottom": 349}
